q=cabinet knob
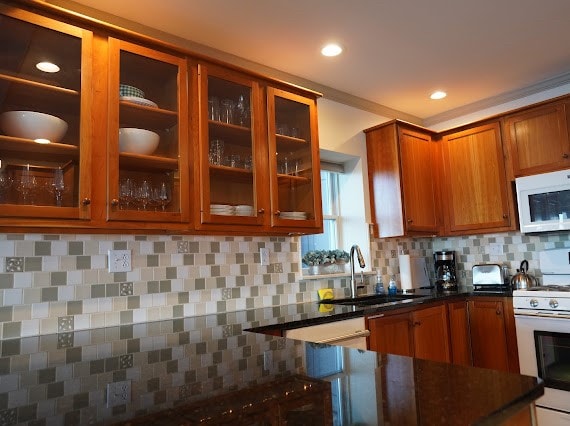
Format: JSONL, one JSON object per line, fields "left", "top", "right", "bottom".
{"left": 502, "top": 214, "right": 508, "bottom": 219}
{"left": 275, "top": 210, "right": 281, "bottom": 216}
{"left": 496, "top": 308, "right": 502, "bottom": 316}
{"left": 258, "top": 208, "right": 265, "bottom": 214}
{"left": 413, "top": 321, "right": 421, "bottom": 327}
{"left": 407, "top": 219, "right": 413, "bottom": 223}
{"left": 111, "top": 199, "right": 119, "bottom": 207}
{"left": 563, "top": 153, "right": 569, "bottom": 159}
{"left": 81, "top": 198, "right": 91, "bottom": 206}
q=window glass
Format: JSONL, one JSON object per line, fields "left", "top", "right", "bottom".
{"left": 301, "top": 171, "right": 340, "bottom": 266}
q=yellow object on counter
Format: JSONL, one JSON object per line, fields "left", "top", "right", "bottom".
{"left": 317, "top": 288, "right": 334, "bottom": 301}
{"left": 319, "top": 303, "right": 334, "bottom": 313}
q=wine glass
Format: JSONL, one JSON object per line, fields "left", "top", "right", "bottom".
{"left": 159, "top": 182, "right": 171, "bottom": 211}
{"left": 137, "top": 180, "right": 151, "bottom": 210}
{"left": 0, "top": 169, "right": 12, "bottom": 203}
{"left": 119, "top": 178, "right": 134, "bottom": 210}
{"left": 18, "top": 164, "right": 36, "bottom": 205}
{"left": 53, "top": 167, "right": 65, "bottom": 207}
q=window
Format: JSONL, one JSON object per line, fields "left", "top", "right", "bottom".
{"left": 301, "top": 171, "right": 340, "bottom": 262}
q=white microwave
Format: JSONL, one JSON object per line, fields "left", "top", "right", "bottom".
{"left": 515, "top": 169, "right": 570, "bottom": 233}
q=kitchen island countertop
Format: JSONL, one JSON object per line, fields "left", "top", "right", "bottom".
{"left": 0, "top": 290, "right": 542, "bottom": 425}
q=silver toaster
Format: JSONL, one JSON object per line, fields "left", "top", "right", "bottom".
{"left": 472, "top": 264, "right": 504, "bottom": 287}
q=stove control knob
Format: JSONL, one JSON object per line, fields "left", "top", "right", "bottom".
{"left": 529, "top": 298, "right": 539, "bottom": 308}
{"left": 549, "top": 299, "right": 559, "bottom": 309}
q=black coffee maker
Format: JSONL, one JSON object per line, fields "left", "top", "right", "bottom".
{"left": 434, "top": 251, "right": 458, "bottom": 291}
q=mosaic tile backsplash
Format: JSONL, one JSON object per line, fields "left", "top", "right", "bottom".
{"left": 1, "top": 230, "right": 569, "bottom": 339}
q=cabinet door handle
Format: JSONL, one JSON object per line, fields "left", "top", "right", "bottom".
{"left": 563, "top": 153, "right": 569, "bottom": 159}
{"left": 111, "top": 199, "right": 119, "bottom": 207}
{"left": 413, "top": 321, "right": 421, "bottom": 327}
{"left": 275, "top": 210, "right": 281, "bottom": 216}
{"left": 496, "top": 308, "right": 502, "bottom": 315}
{"left": 81, "top": 198, "right": 91, "bottom": 206}
{"left": 257, "top": 208, "right": 265, "bottom": 214}
{"left": 407, "top": 219, "right": 413, "bottom": 223}
{"left": 502, "top": 214, "right": 508, "bottom": 219}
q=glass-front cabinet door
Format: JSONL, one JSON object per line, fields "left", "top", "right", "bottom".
{"left": 197, "top": 64, "right": 265, "bottom": 227}
{"left": 0, "top": 8, "right": 92, "bottom": 220}
{"left": 107, "top": 38, "right": 189, "bottom": 223}
{"left": 267, "top": 87, "right": 322, "bottom": 230}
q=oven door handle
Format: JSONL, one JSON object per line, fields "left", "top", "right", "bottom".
{"left": 515, "top": 311, "right": 570, "bottom": 319}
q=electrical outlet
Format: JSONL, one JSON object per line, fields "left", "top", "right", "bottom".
{"left": 263, "top": 350, "right": 273, "bottom": 370}
{"left": 259, "top": 248, "right": 270, "bottom": 266}
{"left": 106, "top": 380, "right": 131, "bottom": 407}
{"left": 108, "top": 250, "right": 132, "bottom": 273}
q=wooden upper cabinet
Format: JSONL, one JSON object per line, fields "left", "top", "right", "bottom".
{"left": 440, "top": 122, "right": 515, "bottom": 234}
{"left": 364, "top": 121, "right": 438, "bottom": 238}
{"left": 503, "top": 100, "right": 570, "bottom": 177}
{"left": 267, "top": 87, "right": 323, "bottom": 232}
{"left": 0, "top": 7, "right": 93, "bottom": 222}
{"left": 106, "top": 38, "right": 189, "bottom": 225}
{"left": 196, "top": 64, "right": 267, "bottom": 231}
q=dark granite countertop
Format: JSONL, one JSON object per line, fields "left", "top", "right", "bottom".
{"left": 0, "top": 290, "right": 541, "bottom": 425}
{"left": 247, "top": 288, "right": 513, "bottom": 334}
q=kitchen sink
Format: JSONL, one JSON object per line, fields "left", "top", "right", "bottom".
{"left": 319, "top": 293, "right": 427, "bottom": 307}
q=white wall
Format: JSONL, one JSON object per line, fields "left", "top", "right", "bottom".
{"left": 316, "top": 99, "right": 389, "bottom": 270}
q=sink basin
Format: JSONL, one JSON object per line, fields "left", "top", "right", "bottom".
{"left": 320, "top": 293, "right": 426, "bottom": 307}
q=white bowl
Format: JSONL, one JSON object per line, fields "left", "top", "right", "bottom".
{"left": 0, "top": 111, "right": 68, "bottom": 143}
{"left": 119, "top": 128, "right": 159, "bottom": 155}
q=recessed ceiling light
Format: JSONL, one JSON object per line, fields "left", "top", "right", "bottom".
{"left": 321, "top": 43, "right": 343, "bottom": 57}
{"left": 36, "top": 61, "right": 60, "bottom": 73}
{"left": 430, "top": 91, "right": 447, "bottom": 100}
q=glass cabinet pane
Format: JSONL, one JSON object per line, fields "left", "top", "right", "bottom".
{"left": 108, "top": 39, "right": 187, "bottom": 222}
{"left": 270, "top": 89, "right": 319, "bottom": 226}
{"left": 200, "top": 68, "right": 262, "bottom": 225}
{"left": 0, "top": 12, "right": 89, "bottom": 218}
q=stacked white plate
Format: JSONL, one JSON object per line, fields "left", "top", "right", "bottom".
{"left": 210, "top": 204, "right": 234, "bottom": 215}
{"left": 235, "top": 204, "right": 254, "bottom": 216}
{"left": 120, "top": 96, "right": 158, "bottom": 108}
{"left": 280, "top": 211, "right": 307, "bottom": 220}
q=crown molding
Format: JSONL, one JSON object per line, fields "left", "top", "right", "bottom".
{"left": 423, "top": 71, "right": 570, "bottom": 128}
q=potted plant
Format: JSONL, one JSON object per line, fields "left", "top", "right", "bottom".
{"left": 303, "top": 249, "right": 350, "bottom": 274}
{"left": 302, "top": 250, "right": 328, "bottom": 274}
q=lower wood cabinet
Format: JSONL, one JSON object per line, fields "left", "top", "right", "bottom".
{"left": 367, "top": 297, "right": 519, "bottom": 373}
{"left": 447, "top": 300, "right": 472, "bottom": 366}
{"left": 467, "top": 296, "right": 520, "bottom": 373}
{"left": 367, "top": 303, "right": 450, "bottom": 363}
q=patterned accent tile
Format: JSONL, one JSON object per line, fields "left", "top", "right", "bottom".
{"left": 119, "top": 354, "right": 133, "bottom": 369}
{"left": 119, "top": 282, "right": 133, "bottom": 296}
{"left": 57, "top": 332, "right": 74, "bottom": 349}
{"left": 177, "top": 241, "right": 190, "bottom": 253}
{"left": 5, "top": 257, "right": 23, "bottom": 273}
{"left": 221, "top": 288, "right": 232, "bottom": 301}
{"left": 0, "top": 408, "right": 17, "bottom": 425}
{"left": 58, "top": 316, "right": 74, "bottom": 333}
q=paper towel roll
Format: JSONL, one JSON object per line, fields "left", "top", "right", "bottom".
{"left": 399, "top": 254, "right": 413, "bottom": 291}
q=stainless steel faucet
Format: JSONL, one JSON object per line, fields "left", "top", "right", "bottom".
{"left": 349, "top": 244, "right": 366, "bottom": 298}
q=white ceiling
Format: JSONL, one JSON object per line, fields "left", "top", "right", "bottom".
{"left": 56, "top": 0, "right": 570, "bottom": 124}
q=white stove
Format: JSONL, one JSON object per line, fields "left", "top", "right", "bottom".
{"left": 513, "top": 248, "right": 570, "bottom": 426}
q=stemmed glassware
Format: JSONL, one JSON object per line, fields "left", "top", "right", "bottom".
{"left": 119, "top": 178, "right": 134, "bottom": 210}
{"left": 158, "top": 182, "right": 171, "bottom": 211}
{"left": 53, "top": 167, "right": 65, "bottom": 207}
{"left": 18, "top": 164, "right": 36, "bottom": 205}
{"left": 0, "top": 169, "right": 12, "bottom": 203}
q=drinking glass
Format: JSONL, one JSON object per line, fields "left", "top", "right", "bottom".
{"left": 119, "top": 178, "right": 134, "bottom": 210}
{"left": 0, "top": 170, "right": 12, "bottom": 203}
{"left": 137, "top": 180, "right": 151, "bottom": 210}
{"left": 209, "top": 139, "right": 224, "bottom": 165}
{"left": 53, "top": 167, "right": 65, "bottom": 207}
{"left": 208, "top": 96, "right": 220, "bottom": 121}
{"left": 158, "top": 182, "right": 172, "bottom": 211}
{"left": 18, "top": 165, "right": 36, "bottom": 205}
{"left": 220, "top": 99, "right": 234, "bottom": 124}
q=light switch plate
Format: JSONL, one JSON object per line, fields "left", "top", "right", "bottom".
{"left": 259, "top": 248, "right": 270, "bottom": 266}
{"left": 108, "top": 249, "right": 132, "bottom": 273}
